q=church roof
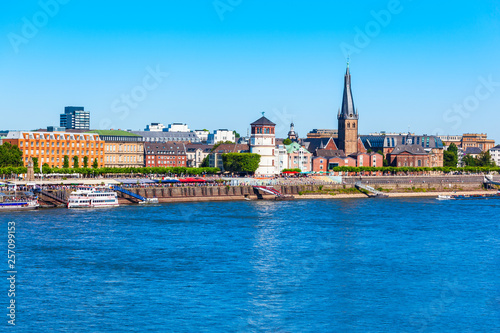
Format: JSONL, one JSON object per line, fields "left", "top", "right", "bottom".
{"left": 251, "top": 116, "right": 276, "bottom": 126}
{"left": 390, "top": 144, "right": 428, "bottom": 155}
{"left": 338, "top": 63, "right": 358, "bottom": 120}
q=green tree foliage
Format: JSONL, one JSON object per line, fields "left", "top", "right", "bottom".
{"left": 83, "top": 156, "right": 89, "bottom": 168}
{"left": 443, "top": 143, "right": 458, "bottom": 167}
{"left": 32, "top": 157, "right": 39, "bottom": 170}
{"left": 200, "top": 156, "right": 209, "bottom": 167}
{"left": 283, "top": 138, "right": 292, "bottom": 145}
{"left": 63, "top": 155, "right": 70, "bottom": 168}
{"left": 463, "top": 151, "right": 495, "bottom": 167}
{"left": 233, "top": 130, "right": 240, "bottom": 139}
{"left": 0, "top": 142, "right": 23, "bottom": 167}
{"left": 72, "top": 156, "right": 79, "bottom": 168}
{"left": 222, "top": 153, "right": 260, "bottom": 173}
{"left": 282, "top": 168, "right": 301, "bottom": 172}
{"left": 92, "top": 158, "right": 99, "bottom": 168}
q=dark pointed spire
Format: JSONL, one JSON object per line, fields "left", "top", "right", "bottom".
{"left": 338, "top": 62, "right": 358, "bottom": 120}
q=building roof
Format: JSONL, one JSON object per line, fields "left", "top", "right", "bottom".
{"left": 250, "top": 116, "right": 275, "bottom": 126}
{"left": 213, "top": 143, "right": 250, "bottom": 153}
{"left": 87, "top": 130, "right": 140, "bottom": 137}
{"left": 338, "top": 63, "right": 358, "bottom": 120}
{"left": 284, "top": 142, "right": 310, "bottom": 154}
{"left": 490, "top": 144, "right": 500, "bottom": 150}
{"left": 185, "top": 143, "right": 213, "bottom": 153}
{"left": 130, "top": 131, "right": 200, "bottom": 142}
{"left": 315, "top": 149, "right": 344, "bottom": 157}
{"left": 465, "top": 147, "right": 483, "bottom": 155}
{"left": 302, "top": 138, "right": 336, "bottom": 152}
{"left": 390, "top": 144, "right": 429, "bottom": 155}
{"left": 145, "top": 141, "right": 186, "bottom": 155}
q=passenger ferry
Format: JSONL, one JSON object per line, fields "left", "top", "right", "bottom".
{"left": 67, "top": 186, "right": 119, "bottom": 208}
{"left": 0, "top": 192, "right": 39, "bottom": 210}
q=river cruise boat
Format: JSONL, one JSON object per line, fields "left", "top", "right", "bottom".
{"left": 67, "top": 186, "right": 119, "bottom": 208}
{"left": 0, "top": 192, "right": 39, "bottom": 210}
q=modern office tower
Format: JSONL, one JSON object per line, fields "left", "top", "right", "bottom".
{"left": 60, "top": 106, "right": 90, "bottom": 130}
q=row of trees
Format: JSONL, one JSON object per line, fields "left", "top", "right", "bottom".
{"left": 0, "top": 143, "right": 23, "bottom": 167}
{"left": 0, "top": 166, "right": 220, "bottom": 177}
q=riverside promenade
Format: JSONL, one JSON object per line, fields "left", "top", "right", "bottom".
{"left": 24, "top": 174, "right": 499, "bottom": 206}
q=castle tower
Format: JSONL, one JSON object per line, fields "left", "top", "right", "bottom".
{"left": 337, "top": 62, "right": 359, "bottom": 155}
{"left": 250, "top": 113, "right": 276, "bottom": 175}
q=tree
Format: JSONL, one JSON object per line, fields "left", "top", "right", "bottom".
{"left": 32, "top": 157, "right": 39, "bottom": 170}
{"left": 444, "top": 143, "right": 458, "bottom": 167}
{"left": 72, "top": 156, "right": 79, "bottom": 168}
{"left": 477, "top": 151, "right": 495, "bottom": 167}
{"left": 222, "top": 153, "right": 261, "bottom": 173}
{"left": 200, "top": 156, "right": 209, "bottom": 167}
{"left": 92, "top": 158, "right": 99, "bottom": 168}
{"left": 233, "top": 130, "right": 240, "bottom": 139}
{"left": 0, "top": 142, "right": 23, "bottom": 167}
{"left": 83, "top": 156, "right": 88, "bottom": 168}
{"left": 283, "top": 138, "right": 292, "bottom": 145}
{"left": 63, "top": 155, "right": 70, "bottom": 168}
{"left": 443, "top": 150, "right": 458, "bottom": 167}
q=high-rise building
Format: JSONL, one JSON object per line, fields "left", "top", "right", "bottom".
{"left": 60, "top": 106, "right": 90, "bottom": 130}
{"left": 337, "top": 63, "right": 358, "bottom": 155}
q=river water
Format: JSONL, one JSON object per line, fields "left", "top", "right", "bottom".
{"left": 1, "top": 197, "right": 499, "bottom": 332}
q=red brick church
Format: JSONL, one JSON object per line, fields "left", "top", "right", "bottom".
{"left": 306, "top": 63, "right": 383, "bottom": 172}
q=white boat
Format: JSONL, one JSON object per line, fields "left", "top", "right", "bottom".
{"left": 67, "top": 186, "right": 119, "bottom": 208}
{"left": 436, "top": 195, "right": 455, "bottom": 200}
{"left": 0, "top": 192, "right": 39, "bottom": 210}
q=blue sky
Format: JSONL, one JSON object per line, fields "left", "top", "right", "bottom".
{"left": 1, "top": 0, "right": 499, "bottom": 141}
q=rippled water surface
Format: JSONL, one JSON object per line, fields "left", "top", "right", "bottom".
{"left": 1, "top": 197, "right": 499, "bottom": 332}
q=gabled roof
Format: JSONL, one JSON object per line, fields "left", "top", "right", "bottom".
{"left": 315, "top": 149, "right": 344, "bottom": 157}
{"left": 390, "top": 144, "right": 428, "bottom": 155}
{"left": 284, "top": 142, "right": 310, "bottom": 154}
{"left": 465, "top": 147, "right": 482, "bottom": 155}
{"left": 251, "top": 116, "right": 275, "bottom": 126}
{"left": 302, "top": 137, "right": 337, "bottom": 152}
{"left": 213, "top": 143, "right": 250, "bottom": 153}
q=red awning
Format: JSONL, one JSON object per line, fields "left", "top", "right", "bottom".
{"left": 179, "top": 178, "right": 206, "bottom": 183}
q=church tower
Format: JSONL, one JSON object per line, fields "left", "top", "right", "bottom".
{"left": 337, "top": 61, "right": 359, "bottom": 155}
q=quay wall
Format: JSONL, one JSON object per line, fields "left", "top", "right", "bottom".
{"left": 38, "top": 179, "right": 490, "bottom": 205}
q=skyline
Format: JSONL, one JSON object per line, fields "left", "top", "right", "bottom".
{"left": 2, "top": 1, "right": 500, "bottom": 141}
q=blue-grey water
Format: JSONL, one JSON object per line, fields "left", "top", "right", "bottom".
{"left": 1, "top": 197, "right": 499, "bottom": 332}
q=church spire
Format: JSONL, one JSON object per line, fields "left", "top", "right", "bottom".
{"left": 338, "top": 62, "right": 358, "bottom": 120}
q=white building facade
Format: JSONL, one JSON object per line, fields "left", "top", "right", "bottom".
{"left": 166, "top": 123, "right": 190, "bottom": 132}
{"left": 194, "top": 130, "right": 209, "bottom": 142}
{"left": 145, "top": 123, "right": 166, "bottom": 131}
{"left": 490, "top": 145, "right": 500, "bottom": 166}
{"left": 207, "top": 129, "right": 236, "bottom": 144}
{"left": 250, "top": 115, "right": 276, "bottom": 176}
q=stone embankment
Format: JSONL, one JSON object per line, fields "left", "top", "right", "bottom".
{"left": 35, "top": 175, "right": 499, "bottom": 206}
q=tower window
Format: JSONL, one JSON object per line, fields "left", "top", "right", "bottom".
{"left": 353, "top": 123, "right": 355, "bottom": 128}
{"left": 347, "top": 123, "right": 350, "bottom": 128}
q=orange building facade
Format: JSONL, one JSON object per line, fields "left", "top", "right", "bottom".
{"left": 5, "top": 131, "right": 105, "bottom": 168}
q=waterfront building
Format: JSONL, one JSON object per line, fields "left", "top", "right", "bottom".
{"left": 361, "top": 134, "right": 444, "bottom": 156}
{"left": 5, "top": 131, "right": 104, "bottom": 168}
{"left": 250, "top": 115, "right": 276, "bottom": 176}
{"left": 194, "top": 130, "right": 209, "bottom": 143}
{"left": 130, "top": 130, "right": 200, "bottom": 143}
{"left": 166, "top": 123, "right": 190, "bottom": 132}
{"left": 461, "top": 133, "right": 495, "bottom": 152}
{"left": 207, "top": 129, "right": 236, "bottom": 144}
{"left": 87, "top": 130, "right": 144, "bottom": 168}
{"left": 208, "top": 143, "right": 250, "bottom": 171}
{"left": 464, "top": 147, "right": 482, "bottom": 159}
{"left": 306, "top": 129, "right": 338, "bottom": 139}
{"left": 337, "top": 63, "right": 359, "bottom": 156}
{"left": 60, "top": 106, "right": 90, "bottom": 130}
{"left": 145, "top": 123, "right": 166, "bottom": 131}
{"left": 144, "top": 142, "right": 187, "bottom": 168}
{"left": 489, "top": 145, "right": 500, "bottom": 166}
{"left": 386, "top": 133, "right": 444, "bottom": 167}
{"left": 185, "top": 143, "right": 213, "bottom": 168}
{"left": 438, "top": 135, "right": 462, "bottom": 148}
{"left": 274, "top": 142, "right": 312, "bottom": 173}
